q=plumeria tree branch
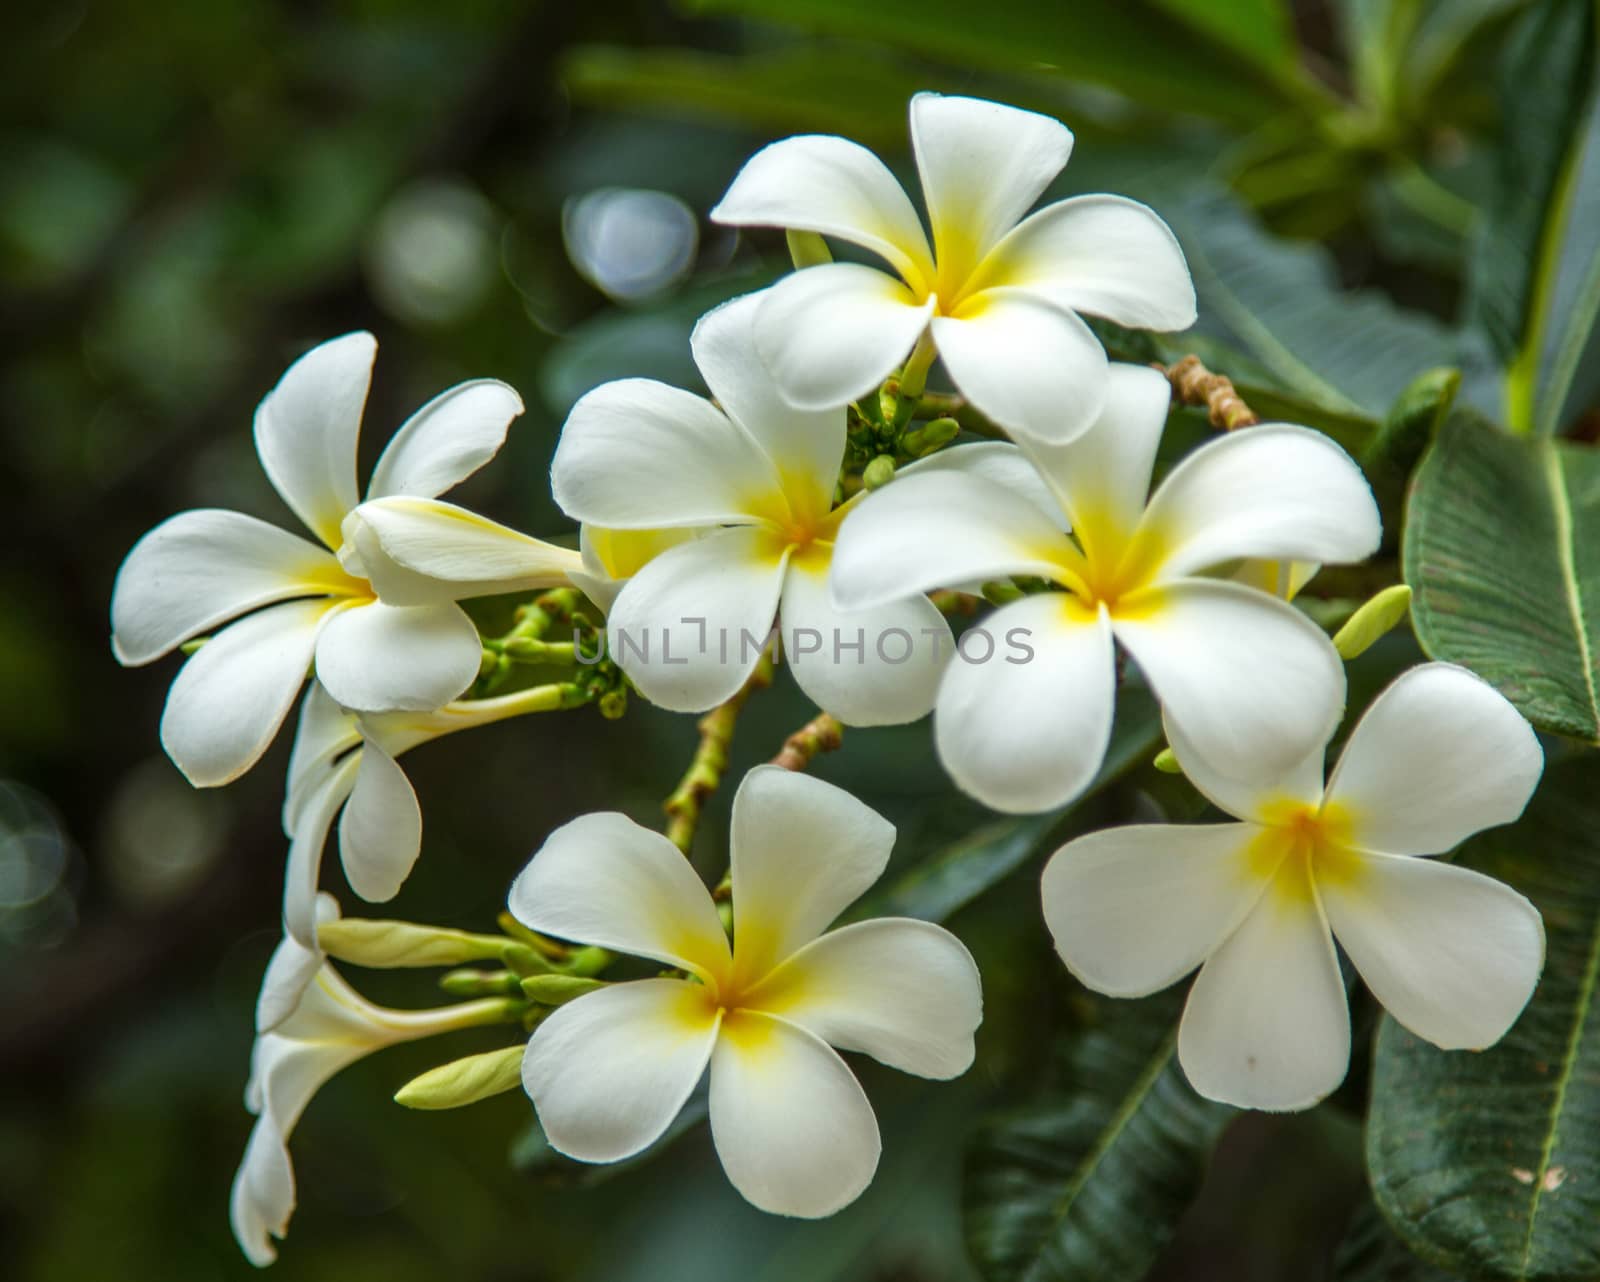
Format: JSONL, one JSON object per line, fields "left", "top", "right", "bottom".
{"left": 1161, "top": 354, "right": 1261, "bottom": 429}
{"left": 663, "top": 648, "right": 778, "bottom": 854}
{"left": 771, "top": 711, "right": 845, "bottom": 773}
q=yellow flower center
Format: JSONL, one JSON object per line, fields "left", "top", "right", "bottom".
{"left": 1034, "top": 507, "right": 1171, "bottom": 622}
{"left": 1246, "top": 799, "right": 1366, "bottom": 902}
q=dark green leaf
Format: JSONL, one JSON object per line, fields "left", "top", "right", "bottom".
{"left": 1146, "top": 0, "right": 1298, "bottom": 77}
{"left": 675, "top": 0, "right": 1301, "bottom": 123}
{"left": 964, "top": 986, "right": 1232, "bottom": 1282}
{"left": 852, "top": 687, "right": 1161, "bottom": 924}
{"left": 1367, "top": 755, "right": 1600, "bottom": 1280}
{"left": 1332, "top": 1195, "right": 1465, "bottom": 1282}
{"left": 1465, "top": 0, "right": 1596, "bottom": 396}
{"left": 1403, "top": 409, "right": 1600, "bottom": 741}
{"left": 1164, "top": 187, "right": 1465, "bottom": 420}
{"left": 511, "top": 1096, "right": 710, "bottom": 1186}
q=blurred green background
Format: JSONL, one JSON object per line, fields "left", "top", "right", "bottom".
{"left": 0, "top": 0, "right": 1554, "bottom": 1278}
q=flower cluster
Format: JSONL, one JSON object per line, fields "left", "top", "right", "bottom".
{"left": 108, "top": 93, "right": 1547, "bottom": 1266}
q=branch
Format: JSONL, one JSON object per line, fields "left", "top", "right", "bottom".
{"left": 1161, "top": 355, "right": 1260, "bottom": 430}
{"left": 662, "top": 649, "right": 776, "bottom": 853}
{"left": 770, "top": 711, "right": 844, "bottom": 772}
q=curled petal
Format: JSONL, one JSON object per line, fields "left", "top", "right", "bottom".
{"left": 366, "top": 378, "right": 523, "bottom": 500}
{"left": 253, "top": 332, "right": 372, "bottom": 549}
{"left": 313, "top": 600, "right": 481, "bottom": 714}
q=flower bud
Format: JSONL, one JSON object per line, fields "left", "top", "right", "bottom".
{"left": 521, "top": 974, "right": 607, "bottom": 1005}
{"left": 317, "top": 918, "right": 509, "bottom": 969}
{"left": 394, "top": 1045, "right": 526, "bottom": 1111}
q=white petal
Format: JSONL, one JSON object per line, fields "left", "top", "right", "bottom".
{"left": 1141, "top": 426, "right": 1381, "bottom": 582}
{"left": 972, "top": 195, "right": 1196, "bottom": 330}
{"left": 1165, "top": 715, "right": 1327, "bottom": 825}
{"left": 1319, "top": 851, "right": 1543, "bottom": 1049}
{"left": 748, "top": 918, "right": 981, "bottom": 1078}
{"left": 710, "top": 134, "right": 934, "bottom": 285}
{"left": 753, "top": 263, "right": 935, "bottom": 411}
{"left": 897, "top": 440, "right": 1063, "bottom": 527}
{"left": 337, "top": 741, "right": 421, "bottom": 903}
{"left": 551, "top": 378, "right": 780, "bottom": 528}
{"left": 366, "top": 378, "right": 522, "bottom": 500}
{"left": 523, "top": 979, "right": 721, "bottom": 1162}
{"left": 283, "top": 681, "right": 360, "bottom": 836}
{"left": 343, "top": 497, "right": 582, "bottom": 606}
{"left": 908, "top": 92, "right": 1072, "bottom": 285}
{"left": 283, "top": 757, "right": 360, "bottom": 948}
{"left": 508, "top": 811, "right": 730, "bottom": 978}
{"left": 606, "top": 526, "right": 788, "bottom": 713}
{"left": 1007, "top": 362, "right": 1171, "bottom": 544}
{"left": 692, "top": 292, "right": 845, "bottom": 515}
{"left": 160, "top": 598, "right": 332, "bottom": 787}
{"left": 709, "top": 1012, "right": 880, "bottom": 1217}
{"left": 572, "top": 524, "right": 694, "bottom": 615}
{"left": 1322, "top": 663, "right": 1544, "bottom": 856}
{"left": 257, "top": 893, "right": 341, "bottom": 1033}
{"left": 1041, "top": 822, "right": 1269, "bottom": 998}
{"left": 934, "top": 594, "right": 1117, "bottom": 814}
{"left": 1112, "top": 580, "right": 1345, "bottom": 787}
{"left": 1178, "top": 857, "right": 1350, "bottom": 1111}
{"left": 728, "top": 765, "right": 896, "bottom": 984}
{"left": 313, "top": 600, "right": 480, "bottom": 713}
{"left": 253, "top": 332, "right": 373, "bottom": 549}
{"left": 231, "top": 1118, "right": 295, "bottom": 1267}
{"left": 829, "top": 472, "right": 1073, "bottom": 612}
{"left": 111, "top": 509, "right": 355, "bottom": 665}
{"left": 931, "top": 290, "right": 1108, "bottom": 443}
{"left": 780, "top": 552, "right": 951, "bottom": 727}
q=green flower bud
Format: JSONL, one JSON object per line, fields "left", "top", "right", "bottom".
{"left": 394, "top": 1045, "right": 526, "bottom": 1111}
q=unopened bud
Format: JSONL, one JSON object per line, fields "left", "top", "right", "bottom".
{"left": 981, "top": 580, "right": 1024, "bottom": 606}
{"left": 862, "top": 456, "right": 896, "bottom": 490}
{"left": 521, "top": 974, "right": 607, "bottom": 1005}
{"left": 1152, "top": 747, "right": 1181, "bottom": 774}
{"left": 1332, "top": 584, "right": 1413, "bottom": 660}
{"left": 439, "top": 968, "right": 524, "bottom": 997}
{"left": 501, "top": 942, "right": 557, "bottom": 976}
{"left": 901, "top": 416, "right": 960, "bottom": 458}
{"left": 598, "top": 688, "right": 628, "bottom": 719}
{"left": 318, "top": 918, "right": 509, "bottom": 969}
{"left": 395, "top": 1045, "right": 525, "bottom": 1111}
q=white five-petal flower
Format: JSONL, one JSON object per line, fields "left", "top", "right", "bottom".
{"left": 509, "top": 766, "right": 982, "bottom": 1218}
{"left": 1042, "top": 662, "right": 1546, "bottom": 1112}
{"left": 111, "top": 332, "right": 581, "bottom": 786}
{"left": 711, "top": 92, "right": 1196, "bottom": 442}
{"left": 550, "top": 290, "right": 962, "bottom": 724}
{"left": 233, "top": 927, "right": 513, "bottom": 1266}
{"left": 829, "top": 363, "right": 1382, "bottom": 813}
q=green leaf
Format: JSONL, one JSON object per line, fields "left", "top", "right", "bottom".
{"left": 1145, "top": 0, "right": 1298, "bottom": 78}
{"left": 674, "top": 0, "right": 1303, "bottom": 123}
{"left": 964, "top": 985, "right": 1233, "bottom": 1282}
{"left": 1332, "top": 1195, "right": 1465, "bottom": 1282}
{"left": 852, "top": 687, "right": 1161, "bottom": 925}
{"left": 511, "top": 1096, "right": 710, "bottom": 1186}
{"left": 1403, "top": 409, "right": 1600, "bottom": 741}
{"left": 1367, "top": 755, "right": 1600, "bottom": 1280}
{"left": 1464, "top": 0, "right": 1597, "bottom": 426}
{"left": 561, "top": 44, "right": 924, "bottom": 147}
{"left": 1164, "top": 187, "right": 1465, "bottom": 420}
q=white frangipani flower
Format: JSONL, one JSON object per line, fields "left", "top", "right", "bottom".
{"left": 233, "top": 942, "right": 514, "bottom": 1266}
{"left": 550, "top": 289, "right": 967, "bottom": 724}
{"left": 111, "top": 332, "right": 581, "bottom": 786}
{"left": 710, "top": 92, "right": 1195, "bottom": 443}
{"left": 829, "top": 363, "right": 1382, "bottom": 814}
{"left": 277, "top": 680, "right": 571, "bottom": 950}
{"left": 1042, "top": 662, "right": 1546, "bottom": 1112}
{"left": 510, "top": 766, "right": 982, "bottom": 1218}
{"left": 568, "top": 524, "right": 695, "bottom": 614}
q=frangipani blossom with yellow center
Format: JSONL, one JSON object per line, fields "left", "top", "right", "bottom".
{"left": 549, "top": 289, "right": 964, "bottom": 724}
{"left": 1042, "top": 662, "right": 1546, "bottom": 1112}
{"left": 829, "top": 363, "right": 1382, "bottom": 813}
{"left": 111, "top": 332, "right": 581, "bottom": 786}
{"left": 710, "top": 92, "right": 1195, "bottom": 443}
{"left": 233, "top": 920, "right": 514, "bottom": 1266}
{"left": 510, "top": 766, "right": 982, "bottom": 1217}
